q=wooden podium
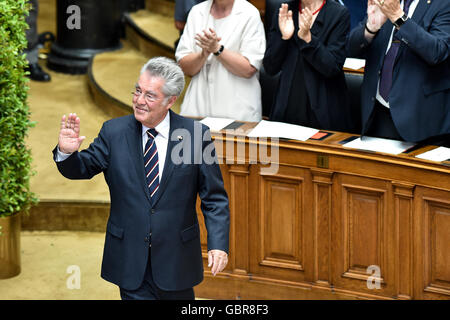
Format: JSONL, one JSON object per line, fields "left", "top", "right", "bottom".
{"left": 194, "top": 123, "right": 450, "bottom": 300}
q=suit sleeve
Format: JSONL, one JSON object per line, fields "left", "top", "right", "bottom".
{"left": 296, "top": 9, "right": 351, "bottom": 77}
{"left": 52, "top": 122, "right": 110, "bottom": 180}
{"left": 395, "top": 6, "right": 450, "bottom": 66}
{"left": 198, "top": 125, "right": 230, "bottom": 253}
{"left": 263, "top": 10, "right": 290, "bottom": 76}
{"left": 346, "top": 18, "right": 372, "bottom": 58}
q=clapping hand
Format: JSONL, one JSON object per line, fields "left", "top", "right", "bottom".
{"left": 298, "top": 7, "right": 313, "bottom": 42}
{"left": 374, "top": 0, "right": 403, "bottom": 23}
{"left": 58, "top": 113, "right": 86, "bottom": 154}
{"left": 195, "top": 28, "right": 222, "bottom": 55}
{"left": 367, "top": 0, "right": 388, "bottom": 33}
{"left": 278, "top": 3, "right": 294, "bottom": 40}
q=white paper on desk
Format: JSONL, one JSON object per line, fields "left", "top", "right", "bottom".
{"left": 343, "top": 136, "right": 415, "bottom": 155}
{"left": 247, "top": 120, "right": 319, "bottom": 141}
{"left": 344, "top": 58, "right": 366, "bottom": 70}
{"left": 416, "top": 147, "right": 450, "bottom": 162}
{"left": 200, "top": 117, "right": 235, "bottom": 132}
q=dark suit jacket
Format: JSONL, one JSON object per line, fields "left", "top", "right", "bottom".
{"left": 347, "top": 0, "right": 450, "bottom": 142}
{"left": 263, "top": 0, "right": 354, "bottom": 132}
{"left": 53, "top": 110, "right": 230, "bottom": 291}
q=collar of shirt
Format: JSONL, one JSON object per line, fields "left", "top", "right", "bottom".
{"left": 141, "top": 111, "right": 170, "bottom": 141}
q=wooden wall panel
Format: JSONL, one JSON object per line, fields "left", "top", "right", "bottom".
{"left": 333, "top": 174, "right": 395, "bottom": 297}
{"left": 393, "top": 183, "right": 414, "bottom": 299}
{"left": 251, "top": 165, "right": 313, "bottom": 283}
{"left": 229, "top": 164, "right": 250, "bottom": 276}
{"left": 311, "top": 169, "right": 333, "bottom": 286}
{"left": 415, "top": 188, "right": 450, "bottom": 299}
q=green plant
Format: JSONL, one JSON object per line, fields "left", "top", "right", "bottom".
{"left": 0, "top": 0, "right": 38, "bottom": 217}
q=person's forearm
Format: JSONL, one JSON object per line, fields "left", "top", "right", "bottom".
{"left": 217, "top": 49, "right": 256, "bottom": 79}
{"left": 364, "top": 29, "right": 376, "bottom": 43}
{"left": 347, "top": 21, "right": 371, "bottom": 58}
{"left": 179, "top": 51, "right": 209, "bottom": 77}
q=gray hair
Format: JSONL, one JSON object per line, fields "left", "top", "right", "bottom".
{"left": 140, "top": 56, "right": 185, "bottom": 98}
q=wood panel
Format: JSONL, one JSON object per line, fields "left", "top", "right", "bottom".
{"left": 250, "top": 165, "right": 313, "bottom": 283}
{"left": 229, "top": 164, "right": 250, "bottom": 276}
{"left": 332, "top": 174, "right": 396, "bottom": 297}
{"left": 393, "top": 182, "right": 414, "bottom": 299}
{"left": 414, "top": 187, "right": 450, "bottom": 299}
{"left": 311, "top": 169, "right": 333, "bottom": 286}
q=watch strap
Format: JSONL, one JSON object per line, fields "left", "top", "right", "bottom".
{"left": 214, "top": 45, "right": 224, "bottom": 56}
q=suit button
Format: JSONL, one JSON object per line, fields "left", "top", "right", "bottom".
{"left": 151, "top": 209, "right": 155, "bottom": 214}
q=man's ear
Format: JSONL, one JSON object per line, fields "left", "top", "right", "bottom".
{"left": 166, "top": 96, "right": 178, "bottom": 109}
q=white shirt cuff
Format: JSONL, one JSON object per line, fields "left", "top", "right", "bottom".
{"left": 55, "top": 147, "right": 72, "bottom": 162}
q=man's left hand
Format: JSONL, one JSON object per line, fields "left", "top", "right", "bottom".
{"left": 207, "top": 249, "right": 228, "bottom": 276}
{"left": 376, "top": 0, "right": 404, "bottom": 23}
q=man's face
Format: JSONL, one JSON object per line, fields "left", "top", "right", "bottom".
{"left": 132, "top": 71, "right": 176, "bottom": 128}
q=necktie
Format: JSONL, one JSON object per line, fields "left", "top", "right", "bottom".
{"left": 379, "top": 0, "right": 413, "bottom": 102}
{"left": 144, "top": 128, "right": 159, "bottom": 201}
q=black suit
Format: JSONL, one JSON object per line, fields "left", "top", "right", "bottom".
{"left": 263, "top": 0, "right": 355, "bottom": 133}
{"left": 53, "top": 110, "right": 230, "bottom": 292}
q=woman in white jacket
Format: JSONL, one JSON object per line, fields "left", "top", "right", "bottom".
{"left": 175, "top": 0, "right": 266, "bottom": 122}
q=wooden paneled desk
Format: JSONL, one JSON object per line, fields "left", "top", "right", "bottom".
{"left": 195, "top": 122, "right": 450, "bottom": 300}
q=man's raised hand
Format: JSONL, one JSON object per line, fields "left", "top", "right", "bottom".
{"left": 58, "top": 113, "right": 86, "bottom": 154}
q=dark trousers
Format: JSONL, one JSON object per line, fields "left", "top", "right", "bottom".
{"left": 25, "top": 0, "right": 39, "bottom": 64}
{"left": 364, "top": 100, "right": 403, "bottom": 140}
{"left": 119, "top": 249, "right": 195, "bottom": 300}
{"left": 26, "top": 0, "right": 39, "bottom": 51}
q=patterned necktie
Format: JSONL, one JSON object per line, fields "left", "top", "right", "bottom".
{"left": 144, "top": 128, "right": 159, "bottom": 201}
{"left": 379, "top": 0, "right": 414, "bottom": 102}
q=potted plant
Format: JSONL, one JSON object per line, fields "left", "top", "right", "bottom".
{"left": 0, "top": 0, "right": 38, "bottom": 279}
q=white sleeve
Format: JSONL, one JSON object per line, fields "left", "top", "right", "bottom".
{"left": 239, "top": 10, "right": 266, "bottom": 71}
{"left": 55, "top": 147, "right": 73, "bottom": 162}
{"left": 175, "top": 7, "right": 199, "bottom": 62}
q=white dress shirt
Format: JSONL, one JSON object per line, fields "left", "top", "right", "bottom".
{"left": 376, "top": 0, "right": 420, "bottom": 108}
{"left": 141, "top": 111, "right": 170, "bottom": 181}
{"left": 56, "top": 112, "right": 171, "bottom": 182}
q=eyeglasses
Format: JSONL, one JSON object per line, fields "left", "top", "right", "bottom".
{"left": 132, "top": 87, "right": 159, "bottom": 104}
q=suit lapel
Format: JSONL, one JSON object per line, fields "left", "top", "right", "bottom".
{"left": 410, "top": 0, "right": 430, "bottom": 24}
{"left": 151, "top": 110, "right": 184, "bottom": 206}
{"left": 126, "top": 117, "right": 152, "bottom": 205}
